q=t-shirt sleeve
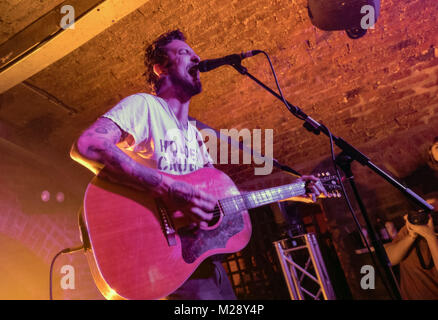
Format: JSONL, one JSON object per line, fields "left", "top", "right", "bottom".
{"left": 102, "top": 94, "right": 150, "bottom": 144}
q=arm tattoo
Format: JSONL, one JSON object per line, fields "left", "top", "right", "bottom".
{"left": 93, "top": 118, "right": 124, "bottom": 144}
{"left": 95, "top": 127, "right": 109, "bottom": 134}
{"left": 98, "top": 142, "right": 164, "bottom": 191}
{"left": 82, "top": 117, "right": 163, "bottom": 192}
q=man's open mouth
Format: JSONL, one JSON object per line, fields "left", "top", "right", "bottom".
{"left": 188, "top": 65, "right": 199, "bottom": 80}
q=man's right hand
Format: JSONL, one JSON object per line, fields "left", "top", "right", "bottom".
{"left": 162, "top": 176, "right": 216, "bottom": 228}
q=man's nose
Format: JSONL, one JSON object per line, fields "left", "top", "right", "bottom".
{"left": 191, "top": 54, "right": 200, "bottom": 64}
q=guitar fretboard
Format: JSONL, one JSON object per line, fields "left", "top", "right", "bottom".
{"left": 218, "top": 181, "right": 307, "bottom": 215}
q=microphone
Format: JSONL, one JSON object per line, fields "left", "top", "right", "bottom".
{"left": 198, "top": 50, "right": 262, "bottom": 72}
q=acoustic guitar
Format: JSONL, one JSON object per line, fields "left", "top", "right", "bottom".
{"left": 80, "top": 167, "right": 340, "bottom": 300}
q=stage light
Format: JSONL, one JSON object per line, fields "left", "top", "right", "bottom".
{"left": 308, "top": 0, "right": 381, "bottom": 39}
{"left": 56, "top": 192, "right": 65, "bottom": 203}
{"left": 41, "top": 190, "right": 50, "bottom": 202}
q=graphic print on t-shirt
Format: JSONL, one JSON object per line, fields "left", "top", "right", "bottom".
{"left": 157, "top": 127, "right": 205, "bottom": 174}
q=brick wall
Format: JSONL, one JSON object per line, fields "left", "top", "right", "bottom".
{"left": 1, "top": 0, "right": 438, "bottom": 300}
{"left": 199, "top": 0, "right": 438, "bottom": 299}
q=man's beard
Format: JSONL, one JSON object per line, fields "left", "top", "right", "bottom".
{"left": 170, "top": 72, "right": 202, "bottom": 97}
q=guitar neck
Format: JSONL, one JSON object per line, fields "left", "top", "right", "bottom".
{"left": 219, "top": 181, "right": 307, "bottom": 214}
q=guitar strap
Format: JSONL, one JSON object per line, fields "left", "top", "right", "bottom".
{"left": 415, "top": 239, "right": 435, "bottom": 270}
{"left": 189, "top": 116, "right": 302, "bottom": 177}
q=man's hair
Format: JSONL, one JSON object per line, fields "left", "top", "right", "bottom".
{"left": 144, "top": 30, "right": 186, "bottom": 93}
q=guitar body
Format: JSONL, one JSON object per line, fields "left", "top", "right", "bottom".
{"left": 81, "top": 167, "right": 251, "bottom": 300}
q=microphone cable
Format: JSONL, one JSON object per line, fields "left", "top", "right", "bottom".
{"left": 257, "top": 50, "right": 307, "bottom": 121}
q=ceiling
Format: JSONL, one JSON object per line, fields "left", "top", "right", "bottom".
{"left": 0, "top": 0, "right": 438, "bottom": 191}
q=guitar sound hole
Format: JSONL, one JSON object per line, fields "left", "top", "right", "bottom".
{"left": 207, "top": 204, "right": 222, "bottom": 227}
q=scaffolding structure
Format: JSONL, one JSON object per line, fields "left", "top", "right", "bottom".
{"left": 274, "top": 233, "right": 336, "bottom": 300}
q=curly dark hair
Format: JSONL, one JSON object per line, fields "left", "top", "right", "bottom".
{"left": 144, "top": 30, "right": 186, "bottom": 93}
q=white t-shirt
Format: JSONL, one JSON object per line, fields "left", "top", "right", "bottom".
{"left": 102, "top": 93, "right": 213, "bottom": 175}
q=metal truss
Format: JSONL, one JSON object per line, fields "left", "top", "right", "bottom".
{"left": 274, "top": 233, "right": 336, "bottom": 300}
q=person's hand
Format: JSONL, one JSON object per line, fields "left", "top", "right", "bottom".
{"left": 404, "top": 214, "right": 436, "bottom": 241}
{"left": 298, "top": 175, "right": 329, "bottom": 202}
{"left": 403, "top": 214, "right": 418, "bottom": 240}
{"left": 166, "top": 178, "right": 216, "bottom": 229}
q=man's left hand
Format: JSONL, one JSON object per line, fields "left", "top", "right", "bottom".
{"left": 298, "top": 175, "right": 329, "bottom": 202}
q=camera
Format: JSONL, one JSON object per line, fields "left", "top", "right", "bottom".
{"left": 407, "top": 209, "right": 430, "bottom": 225}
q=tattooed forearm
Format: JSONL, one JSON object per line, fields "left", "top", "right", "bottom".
{"left": 146, "top": 171, "right": 163, "bottom": 187}
{"left": 97, "top": 141, "right": 164, "bottom": 192}
{"left": 76, "top": 117, "right": 164, "bottom": 193}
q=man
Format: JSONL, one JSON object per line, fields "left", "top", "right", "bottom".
{"left": 384, "top": 195, "right": 438, "bottom": 299}
{"left": 71, "top": 30, "right": 326, "bottom": 299}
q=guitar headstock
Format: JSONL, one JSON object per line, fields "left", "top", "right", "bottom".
{"left": 317, "top": 172, "right": 342, "bottom": 198}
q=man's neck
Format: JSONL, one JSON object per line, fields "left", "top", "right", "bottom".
{"left": 157, "top": 90, "right": 190, "bottom": 129}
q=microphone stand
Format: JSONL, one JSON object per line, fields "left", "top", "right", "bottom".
{"left": 231, "top": 62, "right": 434, "bottom": 300}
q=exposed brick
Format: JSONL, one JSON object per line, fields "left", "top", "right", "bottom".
{"left": 1, "top": 0, "right": 438, "bottom": 300}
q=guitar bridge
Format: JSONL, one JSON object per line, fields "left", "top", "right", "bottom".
{"left": 155, "top": 199, "right": 177, "bottom": 246}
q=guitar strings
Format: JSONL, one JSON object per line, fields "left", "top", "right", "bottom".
{"left": 208, "top": 179, "right": 337, "bottom": 218}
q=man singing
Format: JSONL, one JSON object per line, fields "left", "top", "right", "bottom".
{"left": 71, "top": 30, "right": 326, "bottom": 299}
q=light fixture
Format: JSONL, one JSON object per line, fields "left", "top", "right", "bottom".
{"left": 308, "top": 0, "right": 381, "bottom": 39}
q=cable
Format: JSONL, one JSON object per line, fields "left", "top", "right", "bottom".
{"left": 49, "top": 245, "right": 84, "bottom": 300}
{"left": 259, "top": 50, "right": 307, "bottom": 121}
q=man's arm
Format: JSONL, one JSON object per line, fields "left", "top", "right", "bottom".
{"left": 384, "top": 229, "right": 417, "bottom": 266}
{"left": 71, "top": 117, "right": 216, "bottom": 223}
{"left": 72, "top": 117, "right": 166, "bottom": 194}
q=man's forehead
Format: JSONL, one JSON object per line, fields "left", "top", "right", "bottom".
{"left": 165, "top": 39, "right": 194, "bottom": 52}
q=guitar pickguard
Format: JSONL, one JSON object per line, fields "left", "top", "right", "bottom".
{"left": 178, "top": 211, "right": 244, "bottom": 263}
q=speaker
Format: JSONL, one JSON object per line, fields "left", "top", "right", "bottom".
{"left": 308, "top": 0, "right": 381, "bottom": 39}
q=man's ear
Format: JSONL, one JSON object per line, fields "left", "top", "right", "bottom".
{"left": 153, "top": 63, "right": 168, "bottom": 77}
